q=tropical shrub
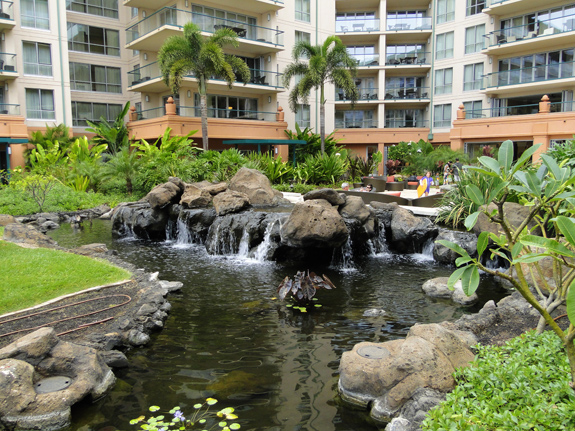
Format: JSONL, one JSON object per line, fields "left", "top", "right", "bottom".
{"left": 285, "top": 124, "right": 345, "bottom": 164}
{"left": 28, "top": 123, "right": 74, "bottom": 150}
{"left": 437, "top": 140, "right": 575, "bottom": 386}
{"left": 294, "top": 152, "right": 348, "bottom": 185}
{"left": 87, "top": 102, "right": 131, "bottom": 155}
{"left": 248, "top": 153, "right": 292, "bottom": 184}
{"left": 547, "top": 138, "right": 575, "bottom": 167}
{"left": 422, "top": 330, "right": 575, "bottom": 431}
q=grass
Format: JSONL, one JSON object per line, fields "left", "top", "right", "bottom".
{"left": 0, "top": 241, "right": 131, "bottom": 315}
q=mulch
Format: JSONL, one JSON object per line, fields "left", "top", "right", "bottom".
{"left": 0, "top": 279, "right": 141, "bottom": 349}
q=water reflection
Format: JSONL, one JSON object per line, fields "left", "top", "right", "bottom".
{"left": 51, "top": 221, "right": 507, "bottom": 431}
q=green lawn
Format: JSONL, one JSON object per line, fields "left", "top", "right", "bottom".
{"left": 0, "top": 241, "right": 131, "bottom": 315}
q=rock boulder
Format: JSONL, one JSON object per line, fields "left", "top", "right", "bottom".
{"left": 389, "top": 207, "right": 438, "bottom": 253}
{"left": 213, "top": 190, "right": 250, "bottom": 216}
{"left": 228, "top": 167, "right": 285, "bottom": 206}
{"left": 433, "top": 229, "right": 477, "bottom": 265}
{"left": 3, "top": 223, "right": 58, "bottom": 248}
{"left": 180, "top": 184, "right": 213, "bottom": 209}
{"left": 303, "top": 188, "right": 346, "bottom": 206}
{"left": 281, "top": 199, "right": 348, "bottom": 248}
{"left": 146, "top": 182, "right": 182, "bottom": 210}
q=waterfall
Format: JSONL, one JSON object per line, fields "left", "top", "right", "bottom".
{"left": 369, "top": 222, "right": 390, "bottom": 256}
{"left": 331, "top": 236, "right": 356, "bottom": 271}
{"left": 410, "top": 238, "right": 435, "bottom": 262}
{"left": 252, "top": 217, "right": 280, "bottom": 262}
{"left": 237, "top": 229, "right": 250, "bottom": 258}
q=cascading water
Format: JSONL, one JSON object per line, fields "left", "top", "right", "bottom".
{"left": 331, "top": 236, "right": 356, "bottom": 271}
{"left": 411, "top": 238, "right": 436, "bottom": 262}
{"left": 369, "top": 221, "right": 390, "bottom": 256}
{"left": 252, "top": 215, "right": 282, "bottom": 262}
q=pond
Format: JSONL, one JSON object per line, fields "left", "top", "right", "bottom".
{"left": 50, "top": 220, "right": 508, "bottom": 431}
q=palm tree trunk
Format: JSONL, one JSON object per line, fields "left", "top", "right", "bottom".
{"left": 320, "top": 103, "right": 326, "bottom": 154}
{"left": 199, "top": 77, "right": 209, "bottom": 151}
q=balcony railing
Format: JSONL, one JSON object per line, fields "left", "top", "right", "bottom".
{"left": 485, "top": 13, "right": 575, "bottom": 46}
{"left": 484, "top": 60, "right": 575, "bottom": 88}
{"left": 384, "top": 87, "right": 429, "bottom": 99}
{"left": 334, "top": 118, "right": 377, "bottom": 128}
{"left": 336, "top": 18, "right": 380, "bottom": 33}
{"left": 467, "top": 101, "right": 575, "bottom": 119}
{"left": 0, "top": 104, "right": 20, "bottom": 115}
{"left": 385, "top": 52, "right": 429, "bottom": 65}
{"left": 336, "top": 88, "right": 379, "bottom": 101}
{"left": 181, "top": 106, "right": 277, "bottom": 121}
{"left": 0, "top": 53, "right": 16, "bottom": 72}
{"left": 385, "top": 119, "right": 427, "bottom": 128}
{"left": 127, "top": 7, "right": 284, "bottom": 46}
{"left": 386, "top": 16, "right": 432, "bottom": 31}
{"left": 350, "top": 54, "right": 380, "bottom": 66}
{"left": 128, "top": 62, "right": 160, "bottom": 86}
{"left": 0, "top": 1, "right": 13, "bottom": 20}
{"left": 129, "top": 62, "right": 283, "bottom": 88}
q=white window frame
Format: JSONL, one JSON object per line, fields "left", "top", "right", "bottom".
{"left": 465, "top": 24, "right": 485, "bottom": 54}
{"left": 22, "top": 41, "right": 52, "bottom": 77}
{"left": 21, "top": 0, "right": 49, "bottom": 30}
{"left": 433, "top": 103, "right": 452, "bottom": 128}
{"left": 437, "top": 0, "right": 455, "bottom": 24}
{"left": 463, "top": 62, "right": 484, "bottom": 91}
{"left": 436, "top": 32, "right": 454, "bottom": 60}
{"left": 295, "top": 0, "right": 311, "bottom": 23}
{"left": 25, "top": 88, "right": 55, "bottom": 120}
{"left": 434, "top": 68, "right": 453, "bottom": 95}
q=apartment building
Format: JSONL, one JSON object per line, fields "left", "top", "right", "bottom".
{"left": 3, "top": 0, "right": 575, "bottom": 170}
{"left": 1, "top": 0, "right": 139, "bottom": 169}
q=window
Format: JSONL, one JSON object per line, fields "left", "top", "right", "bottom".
{"left": 191, "top": 5, "right": 257, "bottom": 39}
{"left": 21, "top": 0, "right": 49, "bottom": 30}
{"left": 437, "top": 0, "right": 455, "bottom": 24}
{"left": 26, "top": 88, "right": 55, "bottom": 119}
{"left": 131, "top": 7, "right": 138, "bottom": 18}
{"left": 434, "top": 104, "right": 452, "bottom": 128}
{"left": 23, "top": 42, "right": 52, "bottom": 76}
{"left": 465, "top": 25, "right": 485, "bottom": 54}
{"left": 497, "top": 49, "right": 574, "bottom": 86}
{"left": 435, "top": 68, "right": 453, "bottom": 94}
{"left": 385, "top": 76, "right": 425, "bottom": 99}
{"left": 195, "top": 93, "right": 259, "bottom": 119}
{"left": 336, "top": 11, "right": 377, "bottom": 32}
{"left": 346, "top": 45, "right": 377, "bottom": 66}
{"left": 463, "top": 63, "right": 484, "bottom": 91}
{"left": 66, "top": 0, "right": 119, "bottom": 19}
{"left": 466, "top": 0, "right": 485, "bottom": 16}
{"left": 295, "top": 0, "right": 310, "bottom": 22}
{"left": 436, "top": 31, "right": 454, "bottom": 60}
{"left": 69, "top": 62, "right": 122, "bottom": 93}
{"left": 72, "top": 101, "right": 122, "bottom": 126}
{"left": 296, "top": 104, "right": 310, "bottom": 128}
{"left": 68, "top": 23, "right": 120, "bottom": 56}
{"left": 335, "top": 110, "right": 375, "bottom": 128}
{"left": 386, "top": 44, "right": 426, "bottom": 64}
{"left": 295, "top": 31, "right": 310, "bottom": 44}
{"left": 463, "top": 100, "right": 483, "bottom": 118}
{"left": 385, "top": 109, "right": 424, "bottom": 127}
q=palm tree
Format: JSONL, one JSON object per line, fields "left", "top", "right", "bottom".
{"left": 158, "top": 22, "right": 251, "bottom": 151}
{"left": 283, "top": 36, "right": 358, "bottom": 154}
{"left": 101, "top": 145, "right": 141, "bottom": 195}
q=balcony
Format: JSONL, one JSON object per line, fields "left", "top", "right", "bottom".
{"left": 336, "top": 18, "right": 380, "bottom": 33}
{"left": 485, "top": 13, "right": 575, "bottom": 55}
{"left": 483, "top": 60, "right": 575, "bottom": 95}
{"left": 386, "top": 16, "right": 432, "bottom": 31}
{"left": 0, "top": 1, "right": 13, "bottom": 30}
{"left": 0, "top": 53, "right": 17, "bottom": 81}
{"left": 128, "top": 62, "right": 283, "bottom": 94}
{"left": 384, "top": 87, "right": 429, "bottom": 100}
{"left": 384, "top": 119, "right": 428, "bottom": 128}
{"left": 0, "top": 104, "right": 20, "bottom": 115}
{"left": 465, "top": 101, "right": 574, "bottom": 120}
{"left": 385, "top": 52, "right": 429, "bottom": 66}
{"left": 336, "top": 88, "right": 379, "bottom": 101}
{"left": 350, "top": 53, "right": 380, "bottom": 67}
{"left": 334, "top": 117, "right": 377, "bottom": 129}
{"left": 485, "top": 0, "right": 546, "bottom": 16}
{"left": 126, "top": 7, "right": 284, "bottom": 54}
{"left": 123, "top": 0, "right": 284, "bottom": 13}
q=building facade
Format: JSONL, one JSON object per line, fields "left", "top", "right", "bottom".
{"left": 2, "top": 0, "right": 575, "bottom": 170}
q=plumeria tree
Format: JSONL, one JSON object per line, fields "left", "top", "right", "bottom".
{"left": 438, "top": 140, "right": 575, "bottom": 388}
{"left": 282, "top": 36, "right": 358, "bottom": 154}
{"left": 158, "top": 22, "right": 251, "bottom": 151}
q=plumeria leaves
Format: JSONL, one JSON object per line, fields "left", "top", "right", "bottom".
{"left": 520, "top": 235, "right": 575, "bottom": 259}
{"left": 498, "top": 140, "right": 514, "bottom": 175}
{"left": 435, "top": 240, "right": 471, "bottom": 262}
{"left": 477, "top": 232, "right": 489, "bottom": 259}
{"left": 464, "top": 211, "right": 480, "bottom": 231}
{"left": 566, "top": 278, "right": 575, "bottom": 326}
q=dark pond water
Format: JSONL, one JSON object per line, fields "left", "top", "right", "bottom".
{"left": 50, "top": 220, "right": 508, "bottom": 431}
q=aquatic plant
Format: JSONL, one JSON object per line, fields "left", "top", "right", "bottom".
{"left": 130, "top": 398, "right": 240, "bottom": 431}
{"left": 277, "top": 270, "right": 336, "bottom": 308}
